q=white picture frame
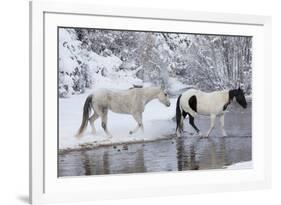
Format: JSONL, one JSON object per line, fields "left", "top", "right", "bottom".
{"left": 30, "top": 1, "right": 272, "bottom": 204}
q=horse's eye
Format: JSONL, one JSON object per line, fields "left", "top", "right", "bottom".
{"left": 164, "top": 93, "right": 167, "bottom": 96}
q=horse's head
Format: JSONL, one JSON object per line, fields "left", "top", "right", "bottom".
{"left": 234, "top": 87, "right": 247, "bottom": 108}
{"left": 158, "top": 89, "right": 171, "bottom": 107}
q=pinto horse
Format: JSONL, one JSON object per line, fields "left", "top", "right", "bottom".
{"left": 176, "top": 87, "right": 247, "bottom": 137}
{"left": 77, "top": 87, "right": 171, "bottom": 138}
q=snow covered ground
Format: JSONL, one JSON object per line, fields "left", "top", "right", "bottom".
{"left": 59, "top": 90, "right": 177, "bottom": 150}
{"left": 225, "top": 161, "right": 253, "bottom": 170}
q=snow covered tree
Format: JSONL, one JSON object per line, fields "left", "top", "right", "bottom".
{"left": 59, "top": 28, "right": 252, "bottom": 98}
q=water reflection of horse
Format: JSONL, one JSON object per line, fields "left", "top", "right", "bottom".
{"left": 77, "top": 87, "right": 171, "bottom": 138}
{"left": 176, "top": 87, "right": 247, "bottom": 137}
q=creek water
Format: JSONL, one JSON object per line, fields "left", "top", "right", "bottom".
{"left": 58, "top": 102, "right": 252, "bottom": 177}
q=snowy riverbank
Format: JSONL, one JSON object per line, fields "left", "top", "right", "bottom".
{"left": 225, "top": 161, "right": 253, "bottom": 169}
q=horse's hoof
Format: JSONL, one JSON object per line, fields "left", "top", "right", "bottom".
{"left": 198, "top": 132, "right": 208, "bottom": 138}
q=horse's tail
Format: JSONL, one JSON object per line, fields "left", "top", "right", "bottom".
{"left": 76, "top": 94, "right": 93, "bottom": 137}
{"left": 176, "top": 94, "right": 182, "bottom": 133}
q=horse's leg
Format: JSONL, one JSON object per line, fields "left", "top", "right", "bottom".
{"left": 129, "top": 112, "right": 143, "bottom": 135}
{"left": 187, "top": 113, "right": 200, "bottom": 135}
{"left": 176, "top": 110, "right": 185, "bottom": 137}
{"left": 89, "top": 112, "right": 99, "bottom": 135}
{"left": 176, "top": 114, "right": 183, "bottom": 137}
{"left": 176, "top": 116, "right": 184, "bottom": 137}
{"left": 181, "top": 110, "right": 188, "bottom": 132}
{"left": 176, "top": 115, "right": 184, "bottom": 136}
{"left": 219, "top": 113, "right": 227, "bottom": 137}
{"left": 100, "top": 109, "right": 113, "bottom": 138}
{"left": 205, "top": 114, "right": 216, "bottom": 137}
{"left": 180, "top": 117, "right": 184, "bottom": 131}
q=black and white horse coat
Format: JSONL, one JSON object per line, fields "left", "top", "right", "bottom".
{"left": 176, "top": 88, "right": 247, "bottom": 137}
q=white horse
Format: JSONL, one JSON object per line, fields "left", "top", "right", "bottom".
{"left": 176, "top": 87, "right": 247, "bottom": 137}
{"left": 77, "top": 87, "right": 171, "bottom": 138}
